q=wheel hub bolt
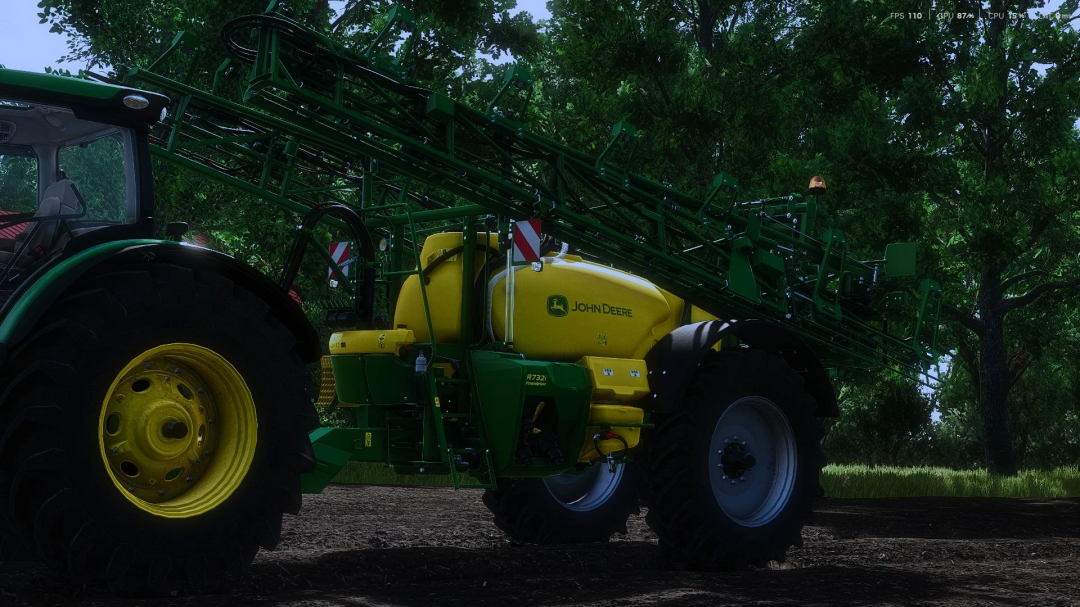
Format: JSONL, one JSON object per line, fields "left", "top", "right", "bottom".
{"left": 719, "top": 442, "right": 756, "bottom": 479}
{"left": 730, "top": 480, "right": 737, "bottom": 485}
{"left": 208, "top": 418, "right": 215, "bottom": 424}
{"left": 158, "top": 489, "right": 165, "bottom": 496}
{"left": 186, "top": 476, "right": 193, "bottom": 483}
{"left": 112, "top": 447, "right": 119, "bottom": 453}
{"left": 164, "top": 376, "right": 171, "bottom": 382}
{"left": 174, "top": 368, "right": 182, "bottom": 374}
{"left": 197, "top": 388, "right": 205, "bottom": 395}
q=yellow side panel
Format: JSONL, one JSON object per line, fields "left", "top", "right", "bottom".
{"left": 329, "top": 329, "right": 415, "bottom": 355}
{"left": 394, "top": 232, "right": 499, "bottom": 343}
{"left": 577, "top": 356, "right": 650, "bottom": 402}
{"left": 490, "top": 257, "right": 675, "bottom": 360}
{"left": 578, "top": 404, "right": 644, "bottom": 462}
{"left": 633, "top": 289, "right": 722, "bottom": 358}
{"left": 691, "top": 306, "right": 720, "bottom": 324}
{"left": 316, "top": 355, "right": 337, "bottom": 407}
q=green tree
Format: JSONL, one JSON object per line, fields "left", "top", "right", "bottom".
{"left": 785, "top": 0, "right": 1080, "bottom": 474}
{"left": 913, "top": 1, "right": 1080, "bottom": 475}
{"left": 824, "top": 371, "right": 934, "bottom": 466}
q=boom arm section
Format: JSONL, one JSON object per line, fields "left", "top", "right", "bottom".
{"left": 122, "top": 4, "right": 942, "bottom": 378}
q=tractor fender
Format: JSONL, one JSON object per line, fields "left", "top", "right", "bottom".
{"left": 0, "top": 240, "right": 320, "bottom": 371}
{"left": 644, "top": 319, "right": 839, "bottom": 417}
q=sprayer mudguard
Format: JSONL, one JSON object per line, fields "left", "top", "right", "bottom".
{"left": 644, "top": 319, "right": 839, "bottom": 417}
{"left": 0, "top": 240, "right": 320, "bottom": 372}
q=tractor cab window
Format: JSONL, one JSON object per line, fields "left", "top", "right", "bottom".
{"left": 0, "top": 99, "right": 140, "bottom": 274}
{"left": 0, "top": 145, "right": 39, "bottom": 215}
{"left": 58, "top": 130, "right": 130, "bottom": 223}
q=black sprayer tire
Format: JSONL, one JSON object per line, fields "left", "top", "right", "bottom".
{"left": 643, "top": 349, "right": 825, "bottom": 569}
{"left": 483, "top": 461, "right": 640, "bottom": 543}
{"left": 0, "top": 263, "right": 318, "bottom": 592}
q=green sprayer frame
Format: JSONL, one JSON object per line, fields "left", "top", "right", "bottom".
{"left": 123, "top": 2, "right": 942, "bottom": 374}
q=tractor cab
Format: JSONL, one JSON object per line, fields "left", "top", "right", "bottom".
{"left": 0, "top": 69, "right": 166, "bottom": 290}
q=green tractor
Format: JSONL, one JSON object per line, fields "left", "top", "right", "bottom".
{"left": 0, "top": 3, "right": 942, "bottom": 593}
{"left": 0, "top": 73, "right": 319, "bottom": 589}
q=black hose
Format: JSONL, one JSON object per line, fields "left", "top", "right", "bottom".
{"left": 279, "top": 202, "right": 377, "bottom": 327}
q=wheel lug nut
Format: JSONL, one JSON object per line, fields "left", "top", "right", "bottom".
{"left": 127, "top": 486, "right": 135, "bottom": 492}
{"left": 174, "top": 368, "right": 182, "bottom": 374}
{"left": 186, "top": 476, "right": 193, "bottom": 483}
{"left": 740, "top": 476, "right": 746, "bottom": 481}
{"left": 158, "top": 489, "right": 165, "bottom": 496}
{"left": 204, "top": 450, "right": 212, "bottom": 456}
{"left": 164, "top": 376, "right": 171, "bottom": 382}
{"left": 722, "top": 475, "right": 727, "bottom": 480}
{"left": 195, "top": 458, "right": 201, "bottom": 464}
{"left": 730, "top": 480, "right": 736, "bottom": 485}
{"left": 197, "top": 388, "right": 205, "bottom": 395}
{"left": 724, "top": 439, "right": 730, "bottom": 444}
{"left": 112, "top": 447, "right": 119, "bottom": 453}
{"left": 144, "top": 363, "right": 152, "bottom": 369}
{"left": 208, "top": 418, "right": 215, "bottom": 424}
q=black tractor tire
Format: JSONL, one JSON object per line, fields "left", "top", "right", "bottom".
{"left": 0, "top": 263, "right": 318, "bottom": 592}
{"left": 483, "top": 461, "right": 640, "bottom": 544}
{"left": 643, "top": 349, "right": 825, "bottom": 569}
{"left": 0, "top": 520, "right": 25, "bottom": 561}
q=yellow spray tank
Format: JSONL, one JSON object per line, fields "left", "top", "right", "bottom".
{"left": 393, "top": 231, "right": 500, "bottom": 344}
{"left": 393, "top": 233, "right": 716, "bottom": 362}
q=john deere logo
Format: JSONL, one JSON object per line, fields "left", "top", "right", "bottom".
{"left": 547, "top": 294, "right": 569, "bottom": 317}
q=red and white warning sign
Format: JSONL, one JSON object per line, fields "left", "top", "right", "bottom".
{"left": 511, "top": 220, "right": 541, "bottom": 262}
{"left": 328, "top": 241, "right": 350, "bottom": 280}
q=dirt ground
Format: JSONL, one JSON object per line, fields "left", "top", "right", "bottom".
{"left": 1, "top": 485, "right": 1078, "bottom": 606}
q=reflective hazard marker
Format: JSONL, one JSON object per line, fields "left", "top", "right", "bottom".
{"left": 328, "top": 241, "right": 350, "bottom": 282}
{"left": 512, "top": 220, "right": 541, "bottom": 262}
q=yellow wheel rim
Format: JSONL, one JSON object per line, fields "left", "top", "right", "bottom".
{"left": 98, "top": 343, "right": 257, "bottom": 518}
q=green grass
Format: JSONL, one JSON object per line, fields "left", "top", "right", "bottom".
{"left": 820, "top": 465, "right": 1080, "bottom": 498}
{"left": 332, "top": 462, "right": 1080, "bottom": 498}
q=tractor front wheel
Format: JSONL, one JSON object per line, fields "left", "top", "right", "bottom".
{"left": 0, "top": 264, "right": 317, "bottom": 592}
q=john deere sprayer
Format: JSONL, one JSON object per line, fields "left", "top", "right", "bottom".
{"left": 0, "top": 2, "right": 941, "bottom": 592}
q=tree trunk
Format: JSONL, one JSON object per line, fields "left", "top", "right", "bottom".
{"left": 977, "top": 266, "right": 1018, "bottom": 475}
{"left": 697, "top": 3, "right": 719, "bottom": 52}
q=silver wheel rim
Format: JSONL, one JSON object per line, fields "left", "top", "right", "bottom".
{"left": 543, "top": 461, "right": 625, "bottom": 512}
{"left": 709, "top": 396, "right": 797, "bottom": 527}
